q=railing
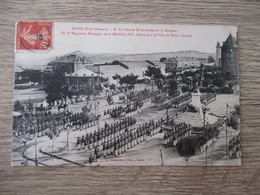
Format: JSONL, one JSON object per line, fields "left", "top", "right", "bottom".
{"left": 200, "top": 93, "right": 216, "bottom": 105}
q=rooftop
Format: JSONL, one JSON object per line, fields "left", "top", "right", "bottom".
{"left": 120, "top": 61, "right": 152, "bottom": 70}
{"left": 66, "top": 68, "right": 98, "bottom": 77}
{"left": 98, "top": 64, "right": 128, "bottom": 74}
{"left": 49, "top": 54, "right": 76, "bottom": 64}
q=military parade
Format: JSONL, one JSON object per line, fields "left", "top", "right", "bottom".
{"left": 12, "top": 29, "right": 240, "bottom": 166}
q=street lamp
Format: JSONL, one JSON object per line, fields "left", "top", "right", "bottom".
{"left": 205, "top": 144, "right": 208, "bottom": 166}
{"left": 31, "top": 117, "right": 38, "bottom": 166}
{"left": 165, "top": 103, "right": 169, "bottom": 125}
{"left": 22, "top": 139, "right": 28, "bottom": 166}
{"left": 66, "top": 97, "right": 69, "bottom": 151}
{"left": 202, "top": 101, "right": 209, "bottom": 166}
{"left": 202, "top": 102, "right": 209, "bottom": 128}
{"left": 159, "top": 145, "right": 164, "bottom": 166}
{"left": 34, "top": 130, "right": 38, "bottom": 166}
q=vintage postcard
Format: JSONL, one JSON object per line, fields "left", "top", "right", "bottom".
{"left": 12, "top": 22, "right": 240, "bottom": 166}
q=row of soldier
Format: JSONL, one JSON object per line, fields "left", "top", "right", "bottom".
{"left": 172, "top": 93, "right": 192, "bottom": 107}
{"left": 163, "top": 122, "right": 192, "bottom": 147}
{"left": 16, "top": 110, "right": 68, "bottom": 137}
{"left": 27, "top": 109, "right": 99, "bottom": 138}
{"left": 17, "top": 108, "right": 78, "bottom": 136}
{"left": 228, "top": 133, "right": 241, "bottom": 158}
{"left": 76, "top": 116, "right": 137, "bottom": 150}
{"left": 104, "top": 101, "right": 141, "bottom": 119}
{"left": 27, "top": 102, "right": 139, "bottom": 139}
{"left": 76, "top": 119, "right": 162, "bottom": 162}
{"left": 17, "top": 88, "right": 156, "bottom": 137}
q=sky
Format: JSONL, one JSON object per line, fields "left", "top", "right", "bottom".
{"left": 15, "top": 22, "right": 237, "bottom": 66}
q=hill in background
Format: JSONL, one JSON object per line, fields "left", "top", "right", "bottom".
{"left": 70, "top": 50, "right": 215, "bottom": 63}
{"left": 16, "top": 50, "right": 215, "bottom": 69}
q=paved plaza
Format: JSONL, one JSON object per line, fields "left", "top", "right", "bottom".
{"left": 12, "top": 92, "right": 241, "bottom": 166}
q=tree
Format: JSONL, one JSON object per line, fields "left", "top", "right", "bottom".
{"left": 145, "top": 66, "right": 164, "bottom": 79}
{"left": 44, "top": 72, "right": 68, "bottom": 106}
{"left": 176, "top": 136, "right": 196, "bottom": 166}
{"left": 151, "top": 94, "right": 167, "bottom": 106}
{"left": 145, "top": 66, "right": 165, "bottom": 90}
{"left": 14, "top": 100, "right": 24, "bottom": 112}
{"left": 234, "top": 104, "right": 240, "bottom": 116}
{"left": 25, "top": 99, "right": 34, "bottom": 112}
{"left": 227, "top": 104, "right": 240, "bottom": 130}
{"left": 207, "top": 55, "right": 215, "bottom": 63}
{"left": 166, "top": 74, "right": 178, "bottom": 96}
{"left": 213, "top": 77, "right": 224, "bottom": 88}
{"left": 100, "top": 76, "right": 109, "bottom": 83}
{"left": 160, "top": 57, "right": 167, "bottom": 62}
{"left": 109, "top": 84, "right": 116, "bottom": 90}
{"left": 23, "top": 69, "right": 42, "bottom": 84}
{"left": 112, "top": 74, "right": 121, "bottom": 81}
{"left": 82, "top": 105, "right": 92, "bottom": 124}
{"left": 119, "top": 74, "right": 139, "bottom": 90}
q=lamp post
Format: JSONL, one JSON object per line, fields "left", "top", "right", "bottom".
{"left": 34, "top": 129, "right": 38, "bottom": 166}
{"left": 93, "top": 92, "right": 100, "bottom": 129}
{"left": 159, "top": 145, "right": 164, "bottom": 166}
{"left": 32, "top": 116, "right": 38, "bottom": 166}
{"left": 66, "top": 118, "right": 69, "bottom": 151}
{"left": 202, "top": 102, "right": 209, "bottom": 128}
{"left": 66, "top": 97, "right": 69, "bottom": 151}
{"left": 166, "top": 103, "right": 169, "bottom": 125}
{"left": 225, "top": 104, "right": 229, "bottom": 159}
{"left": 22, "top": 139, "right": 28, "bottom": 166}
{"left": 51, "top": 127, "right": 55, "bottom": 161}
{"left": 51, "top": 120, "right": 56, "bottom": 161}
{"left": 202, "top": 102, "right": 209, "bottom": 166}
{"left": 205, "top": 144, "right": 208, "bottom": 166}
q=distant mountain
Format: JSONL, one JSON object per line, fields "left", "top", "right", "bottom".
{"left": 15, "top": 58, "right": 51, "bottom": 70}
{"left": 68, "top": 50, "right": 215, "bottom": 64}
{"left": 15, "top": 50, "right": 215, "bottom": 70}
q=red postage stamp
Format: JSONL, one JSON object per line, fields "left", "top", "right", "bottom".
{"left": 16, "top": 22, "right": 53, "bottom": 52}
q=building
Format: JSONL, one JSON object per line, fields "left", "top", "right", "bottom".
{"left": 95, "top": 63, "right": 129, "bottom": 84}
{"left": 175, "top": 56, "right": 201, "bottom": 69}
{"left": 203, "top": 62, "right": 216, "bottom": 72}
{"left": 85, "top": 65, "right": 100, "bottom": 74}
{"left": 163, "top": 56, "right": 202, "bottom": 72}
{"left": 94, "top": 61, "right": 154, "bottom": 84}
{"left": 216, "top": 42, "right": 221, "bottom": 67}
{"left": 164, "top": 57, "right": 178, "bottom": 73}
{"left": 15, "top": 65, "right": 46, "bottom": 85}
{"left": 120, "top": 61, "right": 152, "bottom": 79}
{"left": 65, "top": 68, "right": 100, "bottom": 91}
{"left": 220, "top": 33, "right": 239, "bottom": 80}
{"left": 146, "top": 60, "right": 167, "bottom": 75}
{"left": 198, "top": 57, "right": 207, "bottom": 64}
{"left": 47, "top": 54, "right": 93, "bottom": 74}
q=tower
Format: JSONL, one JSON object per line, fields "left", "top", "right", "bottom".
{"left": 221, "top": 33, "right": 239, "bottom": 81}
{"left": 216, "top": 42, "right": 221, "bottom": 67}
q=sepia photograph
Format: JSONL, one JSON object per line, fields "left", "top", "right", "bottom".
{"left": 12, "top": 22, "right": 240, "bottom": 166}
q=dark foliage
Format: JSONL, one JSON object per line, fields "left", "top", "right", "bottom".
{"left": 44, "top": 72, "right": 69, "bottom": 105}
{"left": 176, "top": 136, "right": 196, "bottom": 165}
{"left": 14, "top": 100, "right": 24, "bottom": 112}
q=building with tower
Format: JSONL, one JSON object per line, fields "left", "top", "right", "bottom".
{"left": 218, "top": 34, "right": 239, "bottom": 81}
{"left": 216, "top": 42, "right": 221, "bottom": 67}
{"left": 47, "top": 52, "right": 93, "bottom": 74}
